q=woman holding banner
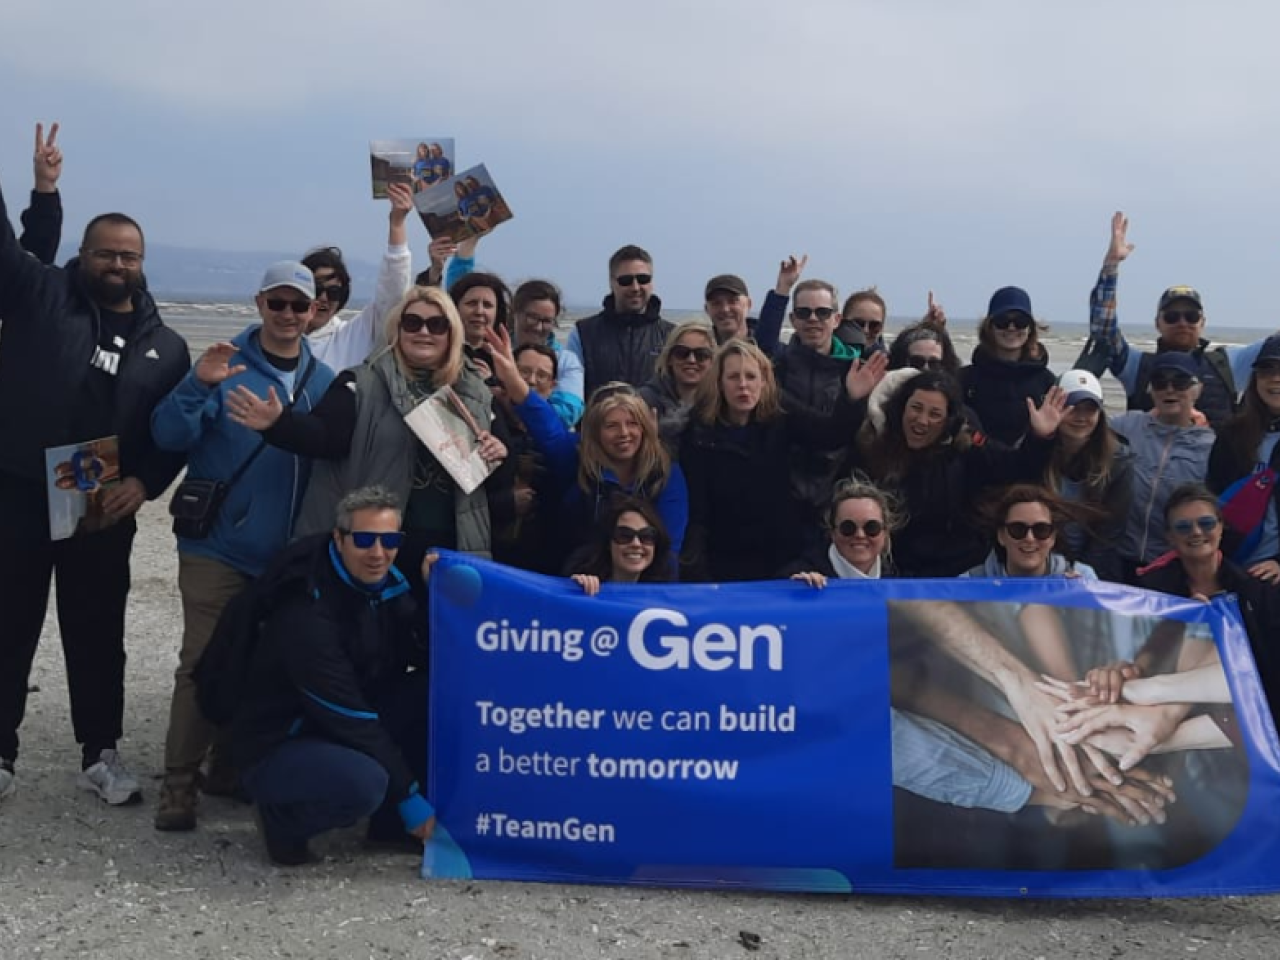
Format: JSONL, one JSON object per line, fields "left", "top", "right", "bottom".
{"left": 569, "top": 498, "right": 674, "bottom": 595}
{"left": 678, "top": 341, "right": 887, "bottom": 582}
{"left": 782, "top": 477, "right": 902, "bottom": 584}
{"left": 849, "top": 369, "right": 1068, "bottom": 578}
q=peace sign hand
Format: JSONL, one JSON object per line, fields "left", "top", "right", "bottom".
{"left": 34, "top": 122, "right": 62, "bottom": 193}
{"left": 775, "top": 254, "right": 809, "bottom": 297}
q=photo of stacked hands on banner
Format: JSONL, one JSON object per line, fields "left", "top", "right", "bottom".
{"left": 5, "top": 119, "right": 1280, "bottom": 879}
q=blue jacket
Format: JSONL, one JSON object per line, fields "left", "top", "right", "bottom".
{"left": 151, "top": 326, "right": 335, "bottom": 575}
{"left": 514, "top": 391, "right": 688, "bottom": 564}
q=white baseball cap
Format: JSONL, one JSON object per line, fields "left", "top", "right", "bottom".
{"left": 1058, "top": 369, "right": 1104, "bottom": 406}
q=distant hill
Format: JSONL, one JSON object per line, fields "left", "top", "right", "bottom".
{"left": 56, "top": 242, "right": 380, "bottom": 304}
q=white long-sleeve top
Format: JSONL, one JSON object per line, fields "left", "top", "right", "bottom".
{"left": 307, "top": 242, "right": 412, "bottom": 373}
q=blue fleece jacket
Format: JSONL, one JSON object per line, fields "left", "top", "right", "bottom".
{"left": 151, "top": 326, "right": 335, "bottom": 576}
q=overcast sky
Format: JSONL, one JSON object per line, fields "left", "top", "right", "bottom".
{"left": 3, "top": 0, "right": 1280, "bottom": 327}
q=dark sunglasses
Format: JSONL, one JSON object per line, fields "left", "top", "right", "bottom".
{"left": 341, "top": 529, "right": 404, "bottom": 550}
{"left": 1003, "top": 521, "right": 1055, "bottom": 541}
{"left": 316, "top": 283, "right": 349, "bottom": 302}
{"left": 906, "top": 356, "right": 943, "bottom": 371}
{"left": 852, "top": 318, "right": 884, "bottom": 334}
{"left": 265, "top": 298, "right": 312, "bottom": 314}
{"left": 836, "top": 518, "right": 884, "bottom": 538}
{"left": 793, "top": 306, "right": 836, "bottom": 322}
{"left": 1150, "top": 374, "right": 1195, "bottom": 392}
{"left": 671, "top": 345, "right": 713, "bottom": 363}
{"left": 615, "top": 273, "right": 652, "bottom": 287}
{"left": 1256, "top": 360, "right": 1280, "bottom": 377}
{"left": 612, "top": 524, "right": 658, "bottom": 546}
{"left": 1171, "top": 515, "right": 1219, "bottom": 537}
{"left": 991, "top": 313, "right": 1033, "bottom": 331}
{"left": 1160, "top": 309, "right": 1202, "bottom": 325}
{"left": 400, "top": 312, "right": 451, "bottom": 335}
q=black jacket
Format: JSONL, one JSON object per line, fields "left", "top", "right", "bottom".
{"left": 19, "top": 190, "right": 61, "bottom": 265}
{"left": 959, "top": 345, "right": 1057, "bottom": 447}
{"left": 231, "top": 534, "right": 427, "bottom": 802}
{"left": 638, "top": 372, "right": 692, "bottom": 454}
{"left": 1138, "top": 556, "right": 1280, "bottom": 727}
{"left": 0, "top": 182, "right": 190, "bottom": 489}
{"left": 574, "top": 294, "right": 674, "bottom": 395}
{"left": 680, "top": 397, "right": 863, "bottom": 582}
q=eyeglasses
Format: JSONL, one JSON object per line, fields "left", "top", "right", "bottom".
{"left": 589, "top": 382, "right": 638, "bottom": 404}
{"left": 517, "top": 365, "right": 554, "bottom": 385}
{"left": 671, "top": 345, "right": 713, "bottom": 363}
{"left": 991, "top": 313, "right": 1032, "bottom": 331}
{"left": 793, "top": 306, "right": 836, "bottom": 322}
{"left": 520, "top": 313, "right": 558, "bottom": 329}
{"left": 836, "top": 518, "right": 884, "bottom": 538}
{"left": 1171, "top": 515, "right": 1220, "bottom": 537}
{"left": 86, "top": 248, "right": 143, "bottom": 267}
{"left": 1003, "top": 521, "right": 1055, "bottom": 541}
{"left": 265, "top": 298, "right": 313, "bottom": 314}
{"left": 340, "top": 529, "right": 405, "bottom": 550}
{"left": 906, "top": 356, "right": 943, "bottom": 371}
{"left": 614, "top": 273, "right": 652, "bottom": 287}
{"left": 400, "top": 312, "right": 451, "bottom": 335}
{"left": 852, "top": 318, "right": 884, "bottom": 335}
{"left": 1160, "top": 309, "right": 1202, "bottom": 325}
{"left": 316, "top": 283, "right": 349, "bottom": 302}
{"left": 1150, "top": 374, "right": 1195, "bottom": 392}
{"left": 612, "top": 524, "right": 658, "bottom": 546}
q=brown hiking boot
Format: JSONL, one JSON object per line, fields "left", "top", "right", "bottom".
{"left": 154, "top": 776, "right": 199, "bottom": 832}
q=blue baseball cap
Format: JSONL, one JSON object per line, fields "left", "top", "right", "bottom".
{"left": 987, "top": 286, "right": 1033, "bottom": 318}
{"left": 1150, "top": 352, "right": 1199, "bottom": 379}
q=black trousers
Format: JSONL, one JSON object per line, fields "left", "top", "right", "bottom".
{"left": 0, "top": 475, "right": 136, "bottom": 761}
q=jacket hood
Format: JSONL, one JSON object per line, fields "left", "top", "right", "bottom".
{"left": 969, "top": 343, "right": 1050, "bottom": 375}
{"left": 600, "top": 293, "right": 664, "bottom": 325}
{"left": 971, "top": 548, "right": 1077, "bottom": 578}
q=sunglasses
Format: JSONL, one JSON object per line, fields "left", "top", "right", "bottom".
{"left": 1254, "top": 360, "right": 1280, "bottom": 378}
{"left": 906, "top": 356, "right": 943, "bottom": 371}
{"left": 1150, "top": 374, "right": 1195, "bottom": 392}
{"left": 671, "top": 345, "right": 713, "bottom": 363}
{"left": 1171, "top": 515, "right": 1220, "bottom": 537}
{"left": 991, "top": 313, "right": 1033, "bottom": 331}
{"left": 852, "top": 318, "right": 884, "bottom": 334}
{"left": 793, "top": 306, "right": 836, "bottom": 322}
{"left": 316, "top": 283, "right": 349, "bottom": 302}
{"left": 1160, "top": 309, "right": 1202, "bottom": 325}
{"left": 341, "top": 529, "right": 404, "bottom": 550}
{"left": 612, "top": 524, "right": 658, "bottom": 546}
{"left": 265, "top": 298, "right": 313, "bottom": 314}
{"left": 615, "top": 273, "right": 652, "bottom": 287}
{"left": 400, "top": 312, "right": 451, "bottom": 335}
{"left": 836, "top": 518, "right": 884, "bottom": 538}
{"left": 1003, "top": 521, "right": 1055, "bottom": 541}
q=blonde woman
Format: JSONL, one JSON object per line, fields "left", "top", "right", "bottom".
{"left": 227, "top": 285, "right": 508, "bottom": 577}
{"left": 638, "top": 320, "right": 717, "bottom": 448}
{"left": 482, "top": 326, "right": 687, "bottom": 572}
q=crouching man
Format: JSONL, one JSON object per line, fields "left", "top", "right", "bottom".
{"left": 231, "top": 486, "right": 436, "bottom": 865}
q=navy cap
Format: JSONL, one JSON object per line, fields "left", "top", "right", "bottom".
{"left": 987, "top": 286, "right": 1033, "bottom": 318}
{"left": 1150, "top": 352, "right": 1199, "bottom": 379}
{"left": 1253, "top": 335, "right": 1280, "bottom": 368}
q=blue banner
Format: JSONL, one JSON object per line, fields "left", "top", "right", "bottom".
{"left": 424, "top": 554, "right": 1280, "bottom": 897}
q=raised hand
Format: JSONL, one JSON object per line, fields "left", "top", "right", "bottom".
{"left": 193, "top": 342, "right": 246, "bottom": 387}
{"left": 1026, "top": 385, "right": 1068, "bottom": 439}
{"left": 225, "top": 384, "right": 284, "bottom": 431}
{"left": 481, "top": 325, "right": 527, "bottom": 401}
{"left": 923, "top": 290, "right": 946, "bottom": 327}
{"left": 1107, "top": 211, "right": 1134, "bottom": 264}
{"left": 427, "top": 237, "right": 459, "bottom": 275}
{"left": 775, "top": 254, "right": 809, "bottom": 297}
{"left": 386, "top": 181, "right": 413, "bottom": 223}
{"left": 34, "top": 122, "right": 62, "bottom": 193}
{"left": 845, "top": 350, "right": 889, "bottom": 401}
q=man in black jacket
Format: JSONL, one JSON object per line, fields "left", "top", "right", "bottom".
{"left": 566, "top": 244, "right": 674, "bottom": 395}
{"left": 0, "top": 136, "right": 190, "bottom": 806}
{"left": 232, "top": 486, "right": 434, "bottom": 865}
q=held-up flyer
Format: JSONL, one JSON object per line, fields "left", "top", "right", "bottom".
{"left": 44, "top": 436, "right": 121, "bottom": 540}
{"left": 425, "top": 556, "right": 1280, "bottom": 898}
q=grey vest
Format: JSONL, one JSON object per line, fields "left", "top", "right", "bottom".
{"left": 295, "top": 350, "right": 494, "bottom": 557}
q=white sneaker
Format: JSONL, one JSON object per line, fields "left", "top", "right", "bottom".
{"left": 0, "top": 762, "right": 14, "bottom": 801}
{"left": 78, "top": 749, "right": 143, "bottom": 805}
